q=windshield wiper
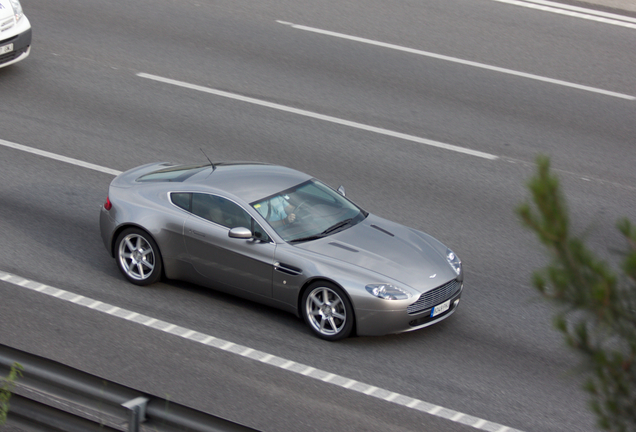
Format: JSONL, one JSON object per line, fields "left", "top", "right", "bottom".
{"left": 289, "top": 219, "right": 355, "bottom": 244}
{"left": 289, "top": 234, "right": 326, "bottom": 243}
{"left": 320, "top": 218, "right": 354, "bottom": 235}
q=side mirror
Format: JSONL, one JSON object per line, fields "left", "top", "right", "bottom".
{"left": 228, "top": 227, "right": 252, "bottom": 239}
{"left": 337, "top": 185, "right": 346, "bottom": 196}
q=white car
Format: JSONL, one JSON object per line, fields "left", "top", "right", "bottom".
{"left": 0, "top": 0, "right": 31, "bottom": 68}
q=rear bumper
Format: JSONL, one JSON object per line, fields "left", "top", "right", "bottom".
{"left": 0, "top": 18, "right": 32, "bottom": 68}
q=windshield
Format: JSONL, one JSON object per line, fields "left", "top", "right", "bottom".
{"left": 251, "top": 180, "right": 367, "bottom": 243}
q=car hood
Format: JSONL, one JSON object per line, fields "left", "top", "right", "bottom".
{"left": 0, "top": 1, "right": 14, "bottom": 20}
{"left": 295, "top": 215, "right": 457, "bottom": 293}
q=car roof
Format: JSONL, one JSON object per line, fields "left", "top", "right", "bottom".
{"left": 133, "top": 162, "right": 313, "bottom": 203}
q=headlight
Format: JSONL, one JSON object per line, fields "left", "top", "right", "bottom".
{"left": 9, "top": 0, "right": 24, "bottom": 22}
{"left": 446, "top": 248, "right": 461, "bottom": 275}
{"left": 365, "top": 284, "right": 412, "bottom": 300}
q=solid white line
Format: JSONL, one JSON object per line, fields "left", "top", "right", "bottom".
{"left": 363, "top": 386, "right": 378, "bottom": 395}
{"left": 407, "top": 399, "right": 421, "bottom": 408}
{"left": 281, "top": 360, "right": 296, "bottom": 369}
{"left": 0, "top": 139, "right": 123, "bottom": 175}
{"left": 385, "top": 392, "right": 399, "bottom": 401}
{"left": 137, "top": 72, "right": 499, "bottom": 160}
{"left": 343, "top": 379, "right": 357, "bottom": 389}
{"left": 220, "top": 341, "right": 235, "bottom": 350}
{"left": 520, "top": 0, "right": 636, "bottom": 22}
{"left": 70, "top": 295, "right": 85, "bottom": 303}
{"left": 182, "top": 330, "right": 196, "bottom": 338}
{"left": 260, "top": 354, "right": 274, "bottom": 363}
{"left": 492, "top": 0, "right": 636, "bottom": 28}
{"left": 276, "top": 22, "right": 635, "bottom": 101}
{"left": 201, "top": 335, "right": 215, "bottom": 344}
{"left": 240, "top": 347, "right": 254, "bottom": 357}
{"left": 429, "top": 405, "right": 443, "bottom": 414}
{"left": 475, "top": 419, "right": 487, "bottom": 428}
{"left": 1, "top": 270, "right": 524, "bottom": 432}
{"left": 452, "top": 412, "right": 465, "bottom": 421}
{"left": 322, "top": 373, "right": 336, "bottom": 382}
{"left": 301, "top": 366, "right": 315, "bottom": 375}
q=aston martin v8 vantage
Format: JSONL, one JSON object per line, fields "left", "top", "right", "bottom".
{"left": 100, "top": 162, "right": 463, "bottom": 340}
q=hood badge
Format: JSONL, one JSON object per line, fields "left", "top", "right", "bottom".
{"left": 429, "top": 274, "right": 437, "bottom": 279}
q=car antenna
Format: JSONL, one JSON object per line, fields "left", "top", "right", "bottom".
{"left": 200, "top": 148, "right": 215, "bottom": 171}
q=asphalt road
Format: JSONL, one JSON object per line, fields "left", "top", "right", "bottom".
{"left": 1, "top": 0, "right": 635, "bottom": 431}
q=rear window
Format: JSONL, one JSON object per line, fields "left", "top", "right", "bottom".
{"left": 137, "top": 164, "right": 208, "bottom": 182}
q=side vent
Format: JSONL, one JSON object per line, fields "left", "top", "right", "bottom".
{"left": 274, "top": 262, "right": 302, "bottom": 276}
{"left": 371, "top": 224, "right": 395, "bottom": 237}
{"left": 328, "top": 242, "right": 359, "bottom": 253}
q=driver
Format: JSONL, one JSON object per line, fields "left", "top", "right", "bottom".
{"left": 255, "top": 195, "right": 297, "bottom": 228}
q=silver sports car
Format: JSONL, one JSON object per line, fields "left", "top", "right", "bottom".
{"left": 100, "top": 162, "right": 463, "bottom": 340}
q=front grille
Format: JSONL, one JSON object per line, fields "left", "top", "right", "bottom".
{"left": 407, "top": 279, "right": 460, "bottom": 315}
{"left": 0, "top": 46, "right": 26, "bottom": 65}
{"left": 1, "top": 18, "right": 15, "bottom": 33}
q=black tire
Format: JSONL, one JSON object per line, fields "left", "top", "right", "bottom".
{"left": 115, "top": 227, "right": 162, "bottom": 286}
{"left": 301, "top": 281, "right": 354, "bottom": 341}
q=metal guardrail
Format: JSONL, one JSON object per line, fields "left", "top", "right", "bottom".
{"left": 0, "top": 344, "right": 259, "bottom": 432}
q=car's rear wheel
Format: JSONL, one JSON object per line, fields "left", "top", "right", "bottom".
{"left": 115, "top": 228, "right": 162, "bottom": 285}
{"left": 302, "top": 281, "right": 354, "bottom": 341}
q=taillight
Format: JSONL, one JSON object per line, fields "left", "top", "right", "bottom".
{"left": 104, "top": 196, "right": 112, "bottom": 210}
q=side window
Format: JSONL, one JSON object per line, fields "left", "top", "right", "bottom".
{"left": 191, "top": 194, "right": 251, "bottom": 229}
{"left": 171, "top": 193, "right": 192, "bottom": 211}
{"left": 252, "top": 220, "right": 270, "bottom": 242}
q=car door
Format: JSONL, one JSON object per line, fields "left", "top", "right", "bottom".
{"left": 182, "top": 193, "right": 276, "bottom": 298}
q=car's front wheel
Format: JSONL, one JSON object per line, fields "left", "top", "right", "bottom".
{"left": 302, "top": 282, "right": 354, "bottom": 341}
{"left": 115, "top": 228, "right": 162, "bottom": 285}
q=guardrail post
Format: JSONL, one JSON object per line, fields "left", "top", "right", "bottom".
{"left": 122, "top": 396, "right": 149, "bottom": 432}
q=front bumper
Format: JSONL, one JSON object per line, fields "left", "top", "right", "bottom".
{"left": 355, "top": 282, "right": 463, "bottom": 336}
{"left": 0, "top": 18, "right": 31, "bottom": 68}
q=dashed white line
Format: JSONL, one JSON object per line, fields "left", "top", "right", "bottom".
{"left": 137, "top": 72, "right": 500, "bottom": 160}
{"left": 276, "top": 21, "right": 634, "bottom": 101}
{"left": 0, "top": 139, "right": 123, "bottom": 175}
{"left": 0, "top": 270, "right": 524, "bottom": 432}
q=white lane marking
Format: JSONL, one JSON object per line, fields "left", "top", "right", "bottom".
{"left": 475, "top": 419, "right": 487, "bottom": 428}
{"left": 137, "top": 72, "right": 499, "bottom": 160}
{"left": 452, "top": 412, "right": 465, "bottom": 421}
{"left": 276, "top": 21, "right": 635, "bottom": 101}
{"left": 492, "top": 0, "right": 636, "bottom": 28}
{"left": 0, "top": 269, "right": 525, "bottom": 432}
{"left": 301, "top": 366, "right": 315, "bottom": 376}
{"left": 519, "top": 0, "right": 636, "bottom": 23}
{"left": 70, "top": 295, "right": 85, "bottom": 303}
{"left": 0, "top": 139, "right": 123, "bottom": 175}
{"left": 429, "top": 405, "right": 443, "bottom": 414}
{"left": 182, "top": 330, "right": 196, "bottom": 338}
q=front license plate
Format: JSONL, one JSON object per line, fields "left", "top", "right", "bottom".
{"left": 431, "top": 299, "right": 451, "bottom": 317}
{"left": 1, "top": 43, "right": 13, "bottom": 54}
